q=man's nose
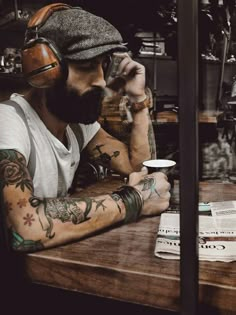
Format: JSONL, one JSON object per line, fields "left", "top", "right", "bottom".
{"left": 90, "top": 64, "right": 107, "bottom": 88}
{"left": 92, "top": 77, "right": 106, "bottom": 89}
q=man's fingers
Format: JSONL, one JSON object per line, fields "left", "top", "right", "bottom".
{"left": 141, "top": 166, "right": 148, "bottom": 175}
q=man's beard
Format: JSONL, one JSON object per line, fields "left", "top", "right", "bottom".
{"left": 45, "top": 83, "right": 105, "bottom": 124}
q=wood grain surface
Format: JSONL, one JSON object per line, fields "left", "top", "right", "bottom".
{"left": 24, "top": 178, "right": 236, "bottom": 314}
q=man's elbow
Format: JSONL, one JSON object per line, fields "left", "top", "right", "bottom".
{"left": 8, "top": 227, "right": 44, "bottom": 253}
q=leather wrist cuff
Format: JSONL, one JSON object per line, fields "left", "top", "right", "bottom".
{"left": 112, "top": 185, "right": 143, "bottom": 223}
{"left": 128, "top": 96, "right": 151, "bottom": 113}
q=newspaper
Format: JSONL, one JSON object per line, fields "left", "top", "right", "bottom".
{"left": 155, "top": 201, "right": 236, "bottom": 262}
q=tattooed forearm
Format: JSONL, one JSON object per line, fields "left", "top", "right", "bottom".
{"left": 23, "top": 213, "right": 35, "bottom": 226}
{"left": 148, "top": 116, "right": 157, "bottom": 159}
{"left": 45, "top": 198, "right": 92, "bottom": 224}
{"left": 111, "top": 193, "right": 122, "bottom": 213}
{"left": 29, "top": 195, "right": 108, "bottom": 239}
{"left": 10, "top": 229, "right": 44, "bottom": 252}
{"left": 0, "top": 150, "right": 33, "bottom": 192}
{"left": 4, "top": 201, "right": 13, "bottom": 215}
{"left": 17, "top": 198, "right": 27, "bottom": 208}
{"left": 94, "top": 199, "right": 106, "bottom": 211}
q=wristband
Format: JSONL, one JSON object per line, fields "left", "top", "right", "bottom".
{"left": 128, "top": 96, "right": 150, "bottom": 113}
{"left": 112, "top": 186, "right": 143, "bottom": 223}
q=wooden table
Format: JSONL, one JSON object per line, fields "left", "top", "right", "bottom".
{"left": 24, "top": 179, "right": 236, "bottom": 314}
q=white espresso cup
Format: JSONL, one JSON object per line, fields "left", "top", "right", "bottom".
{"left": 143, "top": 159, "right": 176, "bottom": 174}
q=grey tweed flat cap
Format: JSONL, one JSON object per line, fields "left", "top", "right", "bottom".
{"left": 38, "top": 7, "right": 127, "bottom": 60}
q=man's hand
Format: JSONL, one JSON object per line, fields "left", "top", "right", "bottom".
{"left": 129, "top": 167, "right": 171, "bottom": 216}
{"left": 115, "top": 53, "right": 146, "bottom": 101}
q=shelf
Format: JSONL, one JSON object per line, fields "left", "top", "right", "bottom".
{"left": 153, "top": 110, "right": 219, "bottom": 124}
{"left": 135, "top": 54, "right": 174, "bottom": 60}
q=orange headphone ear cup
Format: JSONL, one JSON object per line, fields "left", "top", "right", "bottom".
{"left": 21, "top": 3, "right": 71, "bottom": 88}
{"left": 22, "top": 37, "right": 67, "bottom": 88}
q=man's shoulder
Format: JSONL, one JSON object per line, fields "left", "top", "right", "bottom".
{"left": 0, "top": 97, "right": 27, "bottom": 122}
{"left": 0, "top": 94, "right": 24, "bottom": 110}
{"left": 0, "top": 99, "right": 21, "bottom": 116}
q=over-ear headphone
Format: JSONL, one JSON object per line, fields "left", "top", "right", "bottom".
{"left": 22, "top": 3, "right": 71, "bottom": 88}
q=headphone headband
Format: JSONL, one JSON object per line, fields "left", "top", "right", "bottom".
{"left": 27, "top": 3, "right": 72, "bottom": 29}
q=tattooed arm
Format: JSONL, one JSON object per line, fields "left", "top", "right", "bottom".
{"left": 127, "top": 86, "right": 156, "bottom": 169}
{"left": 86, "top": 111, "right": 154, "bottom": 176}
{"left": 129, "top": 106, "right": 156, "bottom": 170}
{"left": 86, "top": 57, "right": 156, "bottom": 175}
{"left": 0, "top": 149, "right": 126, "bottom": 252}
{"left": 0, "top": 150, "right": 170, "bottom": 252}
{"left": 85, "top": 127, "right": 134, "bottom": 175}
{"left": 107, "top": 54, "right": 156, "bottom": 172}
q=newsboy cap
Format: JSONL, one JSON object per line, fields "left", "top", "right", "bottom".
{"left": 38, "top": 7, "right": 127, "bottom": 60}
